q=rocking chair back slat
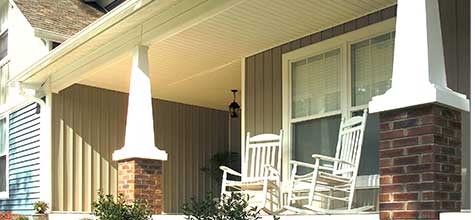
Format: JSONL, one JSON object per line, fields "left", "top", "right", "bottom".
{"left": 243, "top": 130, "right": 283, "bottom": 180}
{"left": 333, "top": 112, "right": 367, "bottom": 178}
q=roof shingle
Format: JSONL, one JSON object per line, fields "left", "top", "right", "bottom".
{"left": 14, "top": 0, "right": 105, "bottom": 37}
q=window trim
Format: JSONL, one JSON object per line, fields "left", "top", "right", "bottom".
{"left": 282, "top": 18, "right": 396, "bottom": 187}
{"left": 0, "top": 112, "right": 9, "bottom": 199}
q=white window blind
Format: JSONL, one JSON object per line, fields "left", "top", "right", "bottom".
{"left": 351, "top": 32, "right": 395, "bottom": 106}
{"left": 0, "top": 118, "right": 7, "bottom": 192}
{"left": 292, "top": 49, "right": 341, "bottom": 118}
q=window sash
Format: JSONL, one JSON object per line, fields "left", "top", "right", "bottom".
{"left": 351, "top": 32, "right": 395, "bottom": 107}
{"left": 290, "top": 48, "right": 342, "bottom": 121}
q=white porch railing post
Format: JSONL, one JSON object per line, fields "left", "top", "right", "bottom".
{"left": 113, "top": 45, "right": 167, "bottom": 161}
{"left": 369, "top": 0, "right": 469, "bottom": 113}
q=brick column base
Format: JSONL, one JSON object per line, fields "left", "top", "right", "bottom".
{"left": 378, "top": 104, "right": 462, "bottom": 220}
{"left": 118, "top": 158, "right": 163, "bottom": 214}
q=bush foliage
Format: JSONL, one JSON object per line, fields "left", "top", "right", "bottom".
{"left": 183, "top": 193, "right": 263, "bottom": 220}
{"left": 92, "top": 191, "right": 152, "bottom": 220}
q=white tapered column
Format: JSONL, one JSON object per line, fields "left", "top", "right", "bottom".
{"left": 369, "top": 0, "right": 469, "bottom": 113}
{"left": 113, "top": 45, "right": 167, "bottom": 161}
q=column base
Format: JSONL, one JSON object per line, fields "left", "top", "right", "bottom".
{"left": 369, "top": 83, "right": 469, "bottom": 113}
{"left": 378, "top": 103, "right": 462, "bottom": 220}
{"left": 118, "top": 158, "right": 164, "bottom": 214}
{"left": 113, "top": 146, "right": 168, "bottom": 161}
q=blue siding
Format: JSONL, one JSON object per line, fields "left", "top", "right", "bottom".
{"left": 0, "top": 103, "right": 41, "bottom": 215}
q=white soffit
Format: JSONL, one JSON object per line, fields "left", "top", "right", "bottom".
{"left": 79, "top": 0, "right": 396, "bottom": 110}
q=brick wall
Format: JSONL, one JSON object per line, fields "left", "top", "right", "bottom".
{"left": 379, "top": 104, "right": 462, "bottom": 219}
{"left": 118, "top": 159, "right": 163, "bottom": 214}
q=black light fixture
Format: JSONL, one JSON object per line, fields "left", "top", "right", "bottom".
{"left": 228, "top": 89, "right": 240, "bottom": 118}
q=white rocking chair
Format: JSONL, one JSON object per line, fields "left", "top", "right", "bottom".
{"left": 284, "top": 109, "right": 373, "bottom": 214}
{"left": 220, "top": 130, "right": 283, "bottom": 213}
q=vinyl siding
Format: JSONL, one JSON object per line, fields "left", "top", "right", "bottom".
{"left": 0, "top": 102, "right": 41, "bottom": 215}
{"left": 51, "top": 84, "right": 238, "bottom": 213}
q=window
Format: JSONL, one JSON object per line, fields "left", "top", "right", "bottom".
{"left": 0, "top": 58, "right": 8, "bottom": 105}
{"left": 0, "top": 1, "right": 8, "bottom": 61}
{"left": 0, "top": 117, "right": 7, "bottom": 197}
{"left": 285, "top": 28, "right": 395, "bottom": 178}
{"left": 52, "top": 41, "right": 61, "bottom": 50}
{"left": 0, "top": 31, "right": 6, "bottom": 61}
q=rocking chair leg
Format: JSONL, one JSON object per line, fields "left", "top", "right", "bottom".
{"left": 327, "top": 189, "right": 333, "bottom": 210}
{"left": 262, "top": 178, "right": 269, "bottom": 210}
{"left": 347, "top": 189, "right": 355, "bottom": 210}
{"left": 221, "top": 172, "right": 227, "bottom": 195}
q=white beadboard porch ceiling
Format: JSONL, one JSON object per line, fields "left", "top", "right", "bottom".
{"left": 80, "top": 0, "right": 396, "bottom": 110}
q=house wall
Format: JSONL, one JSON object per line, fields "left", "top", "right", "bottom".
{"left": 51, "top": 84, "right": 238, "bottom": 214}
{"left": 244, "top": 0, "right": 470, "bottom": 209}
{"left": 7, "top": 1, "right": 49, "bottom": 78}
{"left": 0, "top": 102, "right": 42, "bottom": 215}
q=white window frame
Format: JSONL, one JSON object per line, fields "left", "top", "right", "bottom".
{"left": 0, "top": 112, "right": 9, "bottom": 199}
{"left": 282, "top": 18, "right": 396, "bottom": 188}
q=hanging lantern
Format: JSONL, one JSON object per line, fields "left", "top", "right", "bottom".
{"left": 228, "top": 89, "right": 240, "bottom": 118}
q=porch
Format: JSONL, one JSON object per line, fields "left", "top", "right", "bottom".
{"left": 12, "top": 0, "right": 471, "bottom": 219}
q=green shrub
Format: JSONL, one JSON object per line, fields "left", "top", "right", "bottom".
{"left": 183, "top": 193, "right": 264, "bottom": 220}
{"left": 14, "top": 216, "right": 29, "bottom": 220}
{"left": 182, "top": 193, "right": 219, "bottom": 220}
{"left": 92, "top": 191, "right": 152, "bottom": 220}
{"left": 33, "top": 201, "right": 49, "bottom": 214}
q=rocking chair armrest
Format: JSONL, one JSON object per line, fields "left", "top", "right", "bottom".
{"left": 219, "top": 166, "right": 242, "bottom": 177}
{"left": 289, "top": 160, "right": 315, "bottom": 169}
{"left": 264, "top": 165, "right": 280, "bottom": 178}
{"left": 312, "top": 154, "right": 354, "bottom": 166}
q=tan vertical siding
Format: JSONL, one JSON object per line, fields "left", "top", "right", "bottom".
{"left": 52, "top": 84, "right": 236, "bottom": 213}
{"left": 440, "top": 0, "right": 471, "bottom": 98}
{"left": 439, "top": 0, "right": 471, "bottom": 209}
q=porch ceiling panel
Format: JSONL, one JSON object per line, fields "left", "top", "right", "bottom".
{"left": 80, "top": 0, "right": 396, "bottom": 110}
